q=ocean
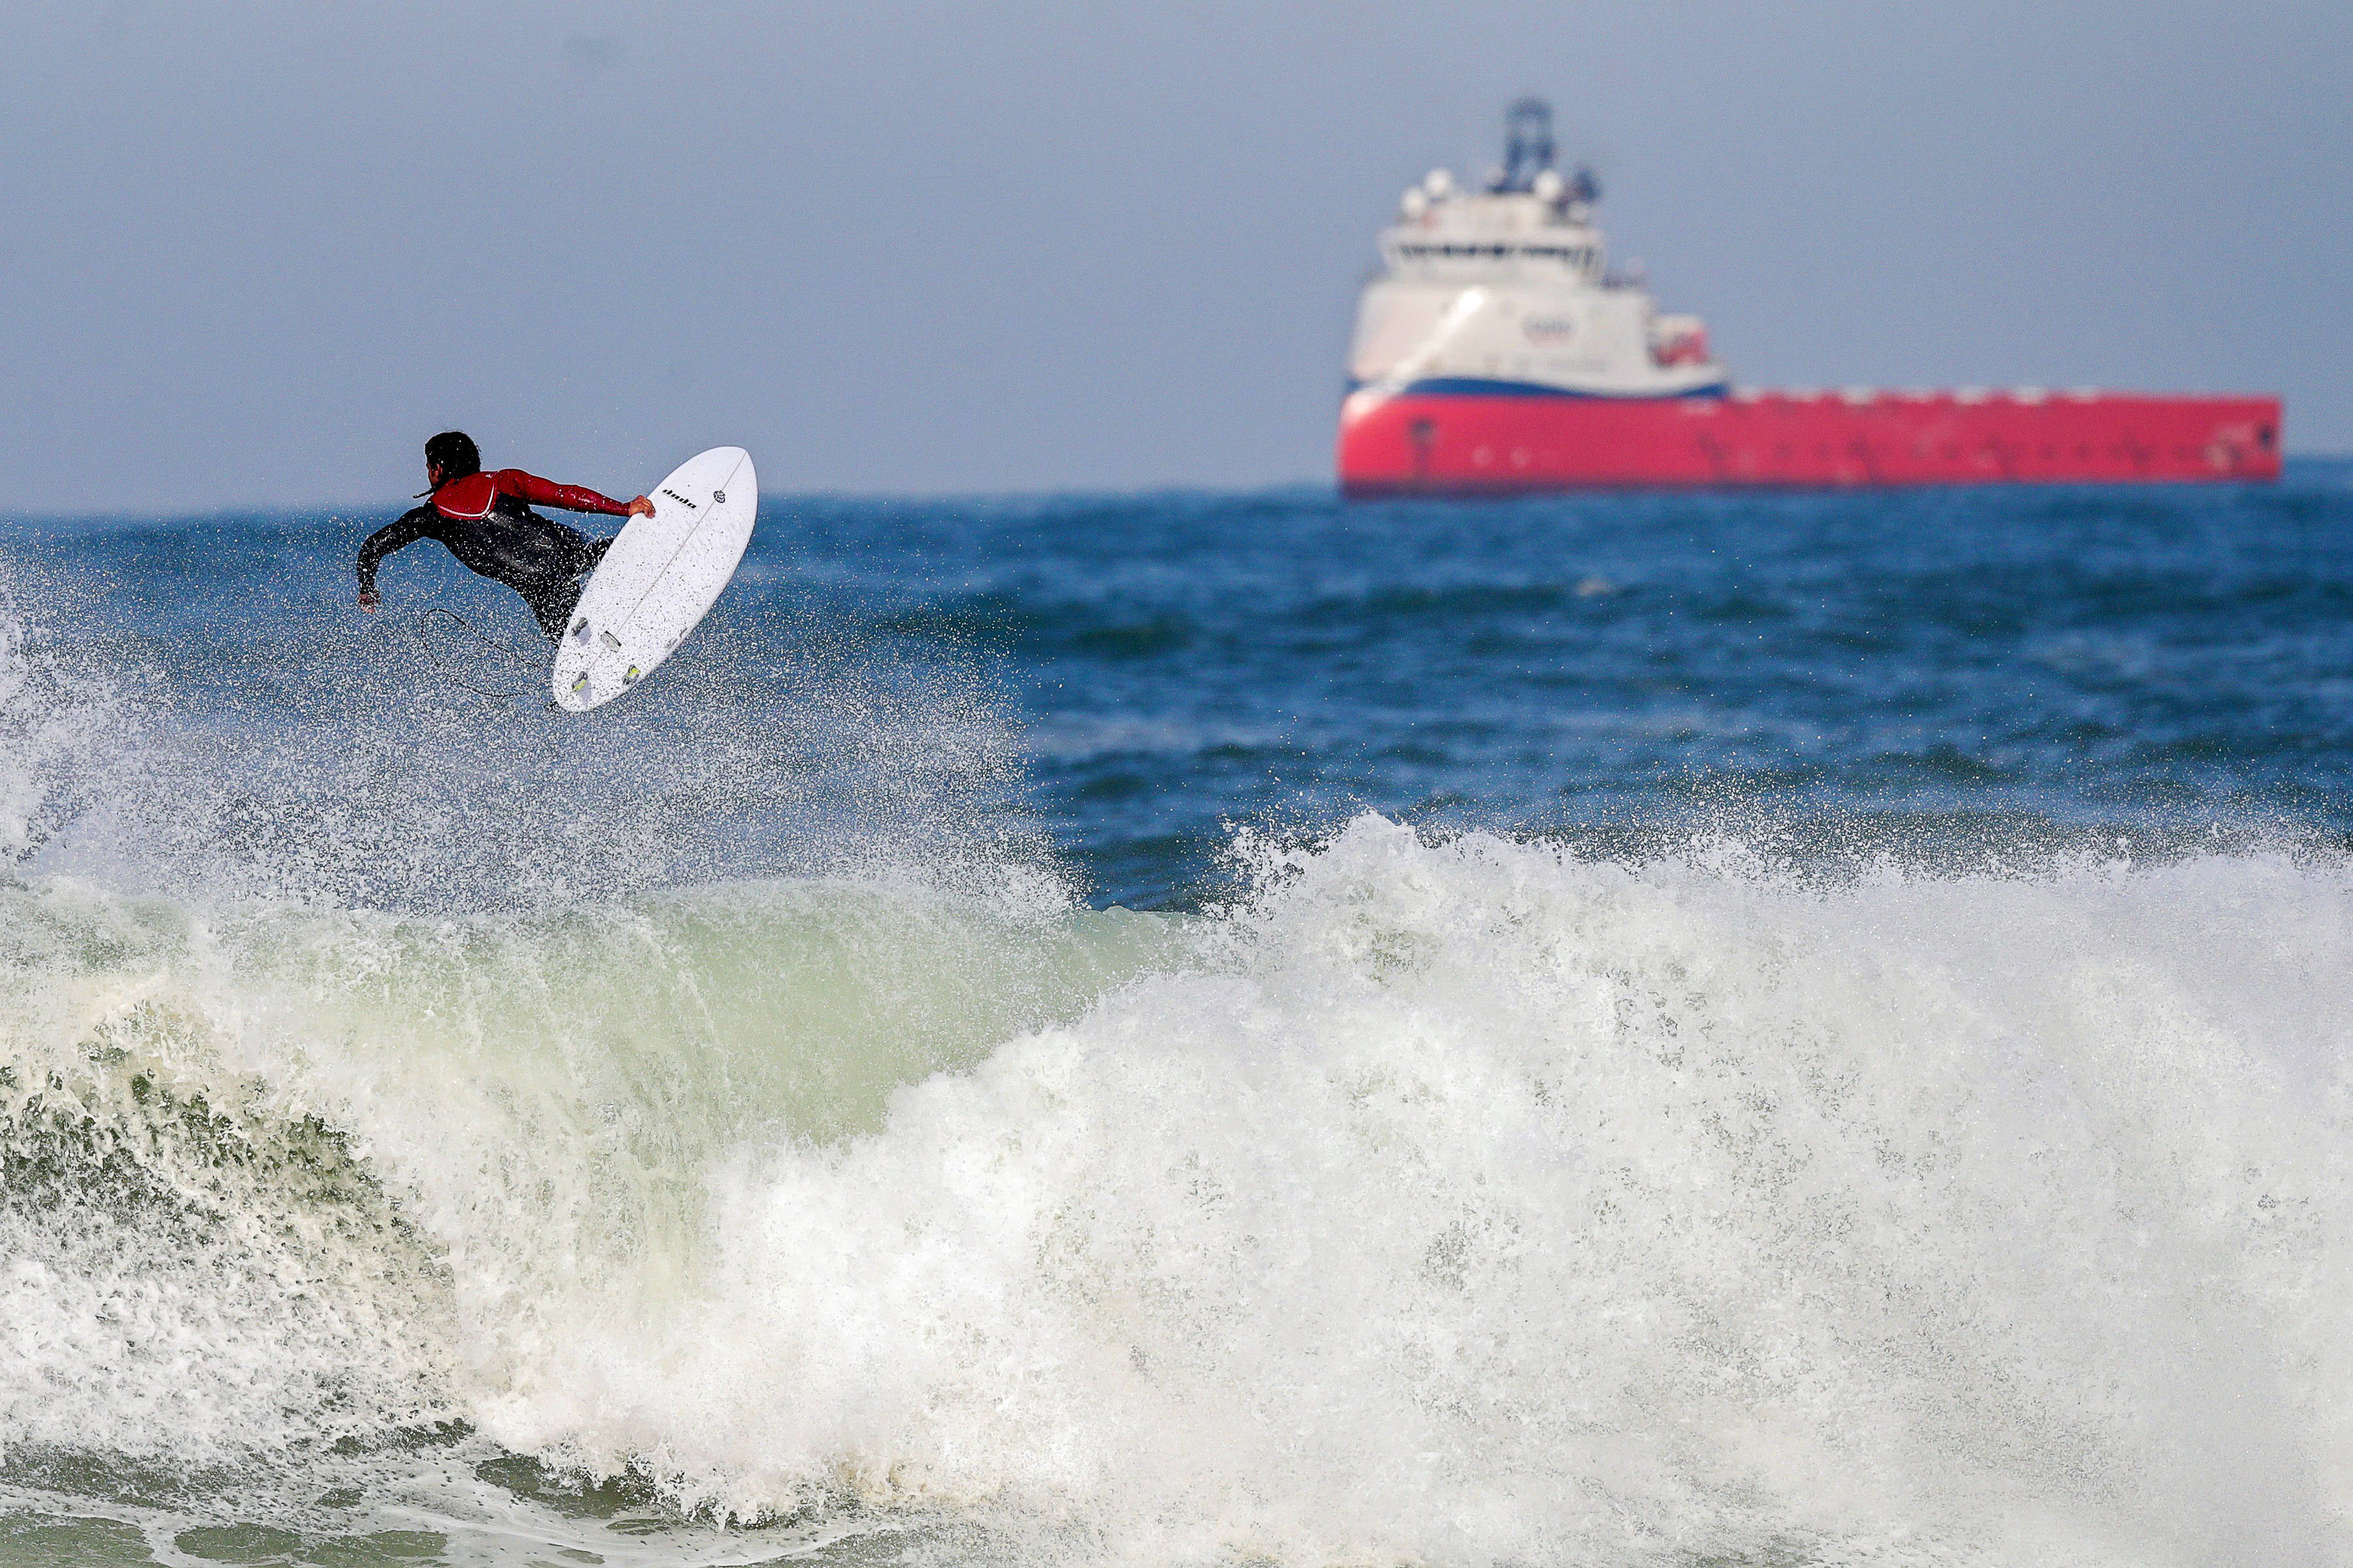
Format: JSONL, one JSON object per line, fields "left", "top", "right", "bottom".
{"left": 3, "top": 465, "right": 2351, "bottom": 1566}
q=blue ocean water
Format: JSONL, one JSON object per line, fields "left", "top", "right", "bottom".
{"left": 9, "top": 463, "right": 2351, "bottom": 909}
{"left": 824, "top": 466, "right": 2353, "bottom": 899}
{"left": 3, "top": 467, "right": 2352, "bottom": 1567}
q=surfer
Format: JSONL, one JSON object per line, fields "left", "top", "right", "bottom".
{"left": 356, "top": 432, "right": 656, "bottom": 641}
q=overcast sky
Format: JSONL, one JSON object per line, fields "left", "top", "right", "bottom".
{"left": 1, "top": 1, "right": 2345, "bottom": 512}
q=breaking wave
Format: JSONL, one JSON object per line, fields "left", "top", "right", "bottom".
{"left": 3, "top": 578, "right": 2351, "bottom": 1566}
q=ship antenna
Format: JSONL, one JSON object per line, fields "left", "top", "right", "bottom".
{"left": 1500, "top": 97, "right": 1554, "bottom": 193}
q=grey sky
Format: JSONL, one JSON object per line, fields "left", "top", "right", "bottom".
{"left": 2, "top": 1, "right": 2345, "bottom": 513}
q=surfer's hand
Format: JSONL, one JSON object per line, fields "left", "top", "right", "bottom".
{"left": 358, "top": 589, "right": 380, "bottom": 612}
{"left": 627, "top": 495, "right": 656, "bottom": 518}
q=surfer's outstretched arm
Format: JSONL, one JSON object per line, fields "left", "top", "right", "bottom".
{"left": 356, "top": 505, "right": 438, "bottom": 610}
{"left": 492, "top": 471, "right": 656, "bottom": 520}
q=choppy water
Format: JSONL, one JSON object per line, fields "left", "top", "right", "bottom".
{"left": 3, "top": 466, "right": 2351, "bottom": 1566}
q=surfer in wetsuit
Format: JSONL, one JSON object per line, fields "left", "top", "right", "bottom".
{"left": 356, "top": 431, "right": 656, "bottom": 641}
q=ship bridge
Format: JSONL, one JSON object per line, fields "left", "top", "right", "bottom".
{"left": 1380, "top": 102, "right": 1609, "bottom": 284}
{"left": 1348, "top": 99, "right": 1722, "bottom": 402}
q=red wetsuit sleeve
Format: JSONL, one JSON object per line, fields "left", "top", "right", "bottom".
{"left": 492, "top": 469, "right": 633, "bottom": 516}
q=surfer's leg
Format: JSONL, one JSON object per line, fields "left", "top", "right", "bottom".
{"left": 523, "top": 539, "right": 612, "bottom": 642}
{"left": 522, "top": 578, "right": 582, "bottom": 643}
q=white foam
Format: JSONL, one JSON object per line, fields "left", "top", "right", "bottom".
{"left": 32, "top": 816, "right": 2312, "bottom": 1565}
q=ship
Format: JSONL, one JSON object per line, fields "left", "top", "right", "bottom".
{"left": 1337, "top": 100, "right": 2282, "bottom": 495}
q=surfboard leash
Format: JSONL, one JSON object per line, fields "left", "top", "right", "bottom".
{"left": 412, "top": 607, "right": 539, "bottom": 699}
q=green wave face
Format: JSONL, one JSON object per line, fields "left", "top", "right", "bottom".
{"left": 0, "top": 869, "right": 1189, "bottom": 1480}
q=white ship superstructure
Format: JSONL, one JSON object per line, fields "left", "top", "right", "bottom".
{"left": 1345, "top": 100, "right": 1726, "bottom": 410}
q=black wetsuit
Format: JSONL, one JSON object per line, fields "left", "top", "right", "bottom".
{"left": 357, "top": 468, "right": 630, "bottom": 641}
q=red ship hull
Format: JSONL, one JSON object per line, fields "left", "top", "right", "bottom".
{"left": 1337, "top": 389, "right": 2282, "bottom": 495}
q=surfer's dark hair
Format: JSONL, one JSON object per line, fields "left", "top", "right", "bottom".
{"left": 424, "top": 431, "right": 481, "bottom": 480}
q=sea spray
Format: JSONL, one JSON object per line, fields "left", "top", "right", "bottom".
{"left": 0, "top": 535, "right": 1051, "bottom": 915}
{"left": 0, "top": 577, "right": 116, "bottom": 867}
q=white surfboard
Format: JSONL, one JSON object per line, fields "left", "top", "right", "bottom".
{"left": 551, "top": 446, "right": 756, "bottom": 712}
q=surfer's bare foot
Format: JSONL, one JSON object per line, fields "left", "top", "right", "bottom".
{"left": 627, "top": 495, "right": 656, "bottom": 518}
{"left": 358, "top": 590, "right": 379, "bottom": 612}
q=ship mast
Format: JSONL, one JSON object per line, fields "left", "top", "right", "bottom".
{"left": 1489, "top": 97, "right": 1601, "bottom": 210}
{"left": 1495, "top": 97, "right": 1554, "bottom": 193}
